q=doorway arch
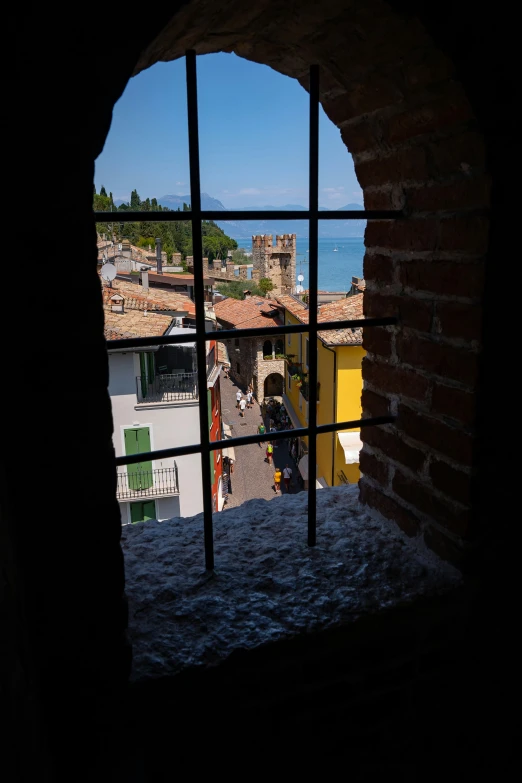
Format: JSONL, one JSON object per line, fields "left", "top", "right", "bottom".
{"left": 264, "top": 372, "right": 284, "bottom": 397}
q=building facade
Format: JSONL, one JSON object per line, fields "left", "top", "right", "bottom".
{"left": 277, "top": 294, "right": 365, "bottom": 487}
{"left": 104, "top": 281, "right": 224, "bottom": 523}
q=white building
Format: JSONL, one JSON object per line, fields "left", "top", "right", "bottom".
{"left": 103, "top": 278, "right": 221, "bottom": 525}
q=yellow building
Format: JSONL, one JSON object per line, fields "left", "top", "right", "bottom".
{"left": 275, "top": 294, "right": 365, "bottom": 487}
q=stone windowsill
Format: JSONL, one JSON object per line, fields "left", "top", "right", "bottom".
{"left": 122, "top": 485, "right": 461, "bottom": 682}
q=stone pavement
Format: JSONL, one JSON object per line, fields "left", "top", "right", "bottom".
{"left": 220, "top": 372, "right": 303, "bottom": 510}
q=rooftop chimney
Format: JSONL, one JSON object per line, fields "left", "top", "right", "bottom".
{"left": 243, "top": 290, "right": 252, "bottom": 300}
{"left": 110, "top": 294, "right": 124, "bottom": 313}
{"left": 142, "top": 270, "right": 149, "bottom": 292}
{"left": 155, "top": 237, "right": 163, "bottom": 274}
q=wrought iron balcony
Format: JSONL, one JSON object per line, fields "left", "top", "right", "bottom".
{"left": 116, "top": 466, "right": 179, "bottom": 500}
{"left": 136, "top": 372, "right": 198, "bottom": 403}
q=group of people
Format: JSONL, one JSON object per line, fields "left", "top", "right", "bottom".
{"left": 273, "top": 464, "right": 293, "bottom": 494}
{"left": 236, "top": 388, "right": 254, "bottom": 417}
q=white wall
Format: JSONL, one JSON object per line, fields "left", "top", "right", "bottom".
{"left": 119, "top": 495, "right": 181, "bottom": 525}
{"left": 109, "top": 351, "right": 204, "bottom": 518}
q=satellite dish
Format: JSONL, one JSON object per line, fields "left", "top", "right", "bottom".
{"left": 297, "top": 274, "right": 304, "bottom": 282}
{"left": 296, "top": 285, "right": 304, "bottom": 293}
{"left": 101, "top": 263, "right": 117, "bottom": 282}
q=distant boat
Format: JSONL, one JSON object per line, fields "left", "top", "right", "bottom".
{"left": 333, "top": 246, "right": 338, "bottom": 252}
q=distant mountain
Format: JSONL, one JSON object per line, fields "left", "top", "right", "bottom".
{"left": 157, "top": 193, "right": 227, "bottom": 211}
{"left": 216, "top": 201, "right": 365, "bottom": 239}
{"left": 118, "top": 192, "right": 365, "bottom": 238}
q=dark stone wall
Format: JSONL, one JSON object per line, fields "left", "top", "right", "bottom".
{"left": 4, "top": 1, "right": 515, "bottom": 778}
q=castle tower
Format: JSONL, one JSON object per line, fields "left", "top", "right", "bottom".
{"left": 251, "top": 233, "right": 296, "bottom": 295}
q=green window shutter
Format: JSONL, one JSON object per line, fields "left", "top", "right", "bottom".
{"left": 139, "top": 353, "right": 148, "bottom": 399}
{"left": 147, "top": 352, "right": 155, "bottom": 380}
{"left": 124, "top": 427, "right": 153, "bottom": 490}
{"left": 130, "top": 500, "right": 156, "bottom": 524}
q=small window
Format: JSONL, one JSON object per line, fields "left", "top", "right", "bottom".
{"left": 237, "top": 362, "right": 241, "bottom": 374}
{"left": 275, "top": 339, "right": 284, "bottom": 355}
{"left": 234, "top": 338, "right": 240, "bottom": 347}
{"left": 288, "top": 373, "right": 291, "bottom": 391}
{"left": 287, "top": 334, "right": 291, "bottom": 346}
{"left": 305, "top": 338, "right": 309, "bottom": 368}
{"left": 263, "top": 339, "right": 273, "bottom": 357}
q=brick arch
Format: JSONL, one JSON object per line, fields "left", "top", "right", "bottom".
{"left": 131, "top": 0, "right": 487, "bottom": 560}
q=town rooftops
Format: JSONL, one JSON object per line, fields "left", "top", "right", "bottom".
{"left": 146, "top": 272, "right": 215, "bottom": 286}
{"left": 276, "top": 293, "right": 364, "bottom": 346}
{"left": 104, "top": 309, "right": 173, "bottom": 341}
{"left": 214, "top": 297, "right": 282, "bottom": 330}
{"left": 100, "top": 277, "right": 196, "bottom": 316}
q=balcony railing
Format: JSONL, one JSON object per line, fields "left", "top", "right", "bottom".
{"left": 116, "top": 465, "right": 179, "bottom": 500}
{"left": 136, "top": 372, "right": 198, "bottom": 403}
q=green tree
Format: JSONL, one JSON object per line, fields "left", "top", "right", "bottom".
{"left": 130, "top": 189, "right": 141, "bottom": 209}
{"left": 100, "top": 185, "right": 108, "bottom": 197}
{"left": 258, "top": 278, "right": 274, "bottom": 295}
{"left": 216, "top": 280, "right": 265, "bottom": 300}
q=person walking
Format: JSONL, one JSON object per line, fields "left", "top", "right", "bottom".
{"left": 283, "top": 464, "right": 292, "bottom": 493}
{"left": 266, "top": 442, "right": 274, "bottom": 464}
{"left": 258, "top": 421, "right": 266, "bottom": 447}
{"left": 246, "top": 390, "right": 253, "bottom": 409}
{"left": 236, "top": 390, "right": 242, "bottom": 409}
{"left": 274, "top": 467, "right": 282, "bottom": 493}
{"left": 239, "top": 397, "right": 247, "bottom": 417}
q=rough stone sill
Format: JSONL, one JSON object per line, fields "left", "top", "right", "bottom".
{"left": 122, "top": 485, "right": 461, "bottom": 682}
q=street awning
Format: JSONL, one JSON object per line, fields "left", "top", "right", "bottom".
{"left": 297, "top": 455, "right": 327, "bottom": 488}
{"left": 207, "top": 362, "right": 221, "bottom": 388}
{"left": 337, "top": 431, "right": 362, "bottom": 464}
{"left": 222, "top": 423, "right": 236, "bottom": 462}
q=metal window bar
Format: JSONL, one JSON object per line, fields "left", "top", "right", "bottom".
{"left": 101, "top": 53, "right": 402, "bottom": 570}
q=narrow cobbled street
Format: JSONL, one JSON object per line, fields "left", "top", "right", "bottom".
{"left": 220, "top": 372, "right": 303, "bottom": 510}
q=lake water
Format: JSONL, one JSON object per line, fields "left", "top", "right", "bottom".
{"left": 234, "top": 236, "right": 365, "bottom": 292}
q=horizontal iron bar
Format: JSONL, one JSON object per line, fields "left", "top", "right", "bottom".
{"left": 106, "top": 316, "right": 398, "bottom": 351}
{"left": 115, "top": 415, "right": 395, "bottom": 466}
{"left": 95, "top": 209, "right": 403, "bottom": 223}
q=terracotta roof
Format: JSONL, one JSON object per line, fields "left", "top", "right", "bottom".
{"left": 217, "top": 342, "right": 231, "bottom": 366}
{"left": 100, "top": 277, "right": 196, "bottom": 316}
{"left": 214, "top": 297, "right": 282, "bottom": 329}
{"left": 104, "top": 309, "right": 173, "bottom": 341}
{"left": 317, "top": 294, "right": 364, "bottom": 346}
{"left": 274, "top": 294, "right": 307, "bottom": 319}
{"left": 276, "top": 293, "right": 365, "bottom": 346}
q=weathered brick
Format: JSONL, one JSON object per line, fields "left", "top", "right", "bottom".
{"left": 362, "top": 425, "right": 426, "bottom": 472}
{"left": 428, "top": 131, "right": 486, "bottom": 180}
{"left": 339, "top": 119, "right": 376, "bottom": 155}
{"left": 435, "top": 301, "right": 483, "bottom": 342}
{"left": 439, "top": 217, "right": 489, "bottom": 254}
{"left": 382, "top": 218, "right": 440, "bottom": 251}
{"left": 392, "top": 470, "right": 470, "bottom": 536}
{"left": 361, "top": 388, "right": 391, "bottom": 418}
{"left": 359, "top": 479, "right": 420, "bottom": 537}
{"left": 398, "top": 403, "right": 474, "bottom": 465}
{"left": 430, "top": 459, "right": 472, "bottom": 505}
{"left": 363, "top": 253, "right": 394, "bottom": 284}
{"left": 399, "top": 260, "right": 485, "bottom": 299}
{"left": 364, "top": 292, "right": 433, "bottom": 332}
{"left": 362, "top": 358, "right": 429, "bottom": 402}
{"left": 363, "top": 190, "right": 401, "bottom": 211}
{"left": 359, "top": 449, "right": 389, "bottom": 487}
{"left": 401, "top": 48, "right": 454, "bottom": 91}
{"left": 431, "top": 383, "right": 476, "bottom": 426}
{"left": 397, "top": 333, "right": 479, "bottom": 386}
{"left": 405, "top": 176, "right": 491, "bottom": 213}
{"left": 362, "top": 327, "right": 393, "bottom": 358}
{"left": 387, "top": 85, "right": 473, "bottom": 145}
{"left": 364, "top": 221, "right": 392, "bottom": 248}
{"left": 344, "top": 71, "right": 404, "bottom": 115}
{"left": 356, "top": 147, "right": 428, "bottom": 189}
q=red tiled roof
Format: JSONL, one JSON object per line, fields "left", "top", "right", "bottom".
{"left": 147, "top": 272, "right": 214, "bottom": 286}
{"left": 104, "top": 309, "right": 173, "bottom": 341}
{"left": 214, "top": 297, "right": 282, "bottom": 329}
{"left": 100, "top": 277, "right": 196, "bottom": 316}
{"left": 276, "top": 293, "right": 365, "bottom": 346}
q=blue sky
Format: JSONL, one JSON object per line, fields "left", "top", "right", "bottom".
{"left": 95, "top": 53, "right": 362, "bottom": 209}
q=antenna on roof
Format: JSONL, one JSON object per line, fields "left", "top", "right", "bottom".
{"left": 101, "top": 262, "right": 117, "bottom": 288}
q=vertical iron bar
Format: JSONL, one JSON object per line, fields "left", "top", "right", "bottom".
{"left": 186, "top": 50, "right": 215, "bottom": 570}
{"left": 307, "top": 64, "right": 319, "bottom": 547}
